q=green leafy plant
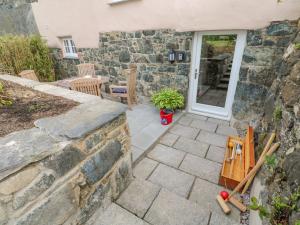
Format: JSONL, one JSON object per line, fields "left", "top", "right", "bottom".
{"left": 0, "top": 35, "right": 55, "bottom": 81}
{"left": 0, "top": 81, "right": 12, "bottom": 106}
{"left": 295, "top": 220, "right": 300, "bottom": 225}
{"left": 265, "top": 155, "right": 278, "bottom": 172}
{"left": 273, "top": 106, "right": 282, "bottom": 123}
{"left": 249, "top": 197, "right": 270, "bottom": 220}
{"left": 295, "top": 43, "right": 300, "bottom": 50}
{"left": 151, "top": 88, "right": 184, "bottom": 111}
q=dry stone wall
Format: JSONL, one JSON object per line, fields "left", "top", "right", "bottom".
{"left": 0, "top": 75, "right": 132, "bottom": 225}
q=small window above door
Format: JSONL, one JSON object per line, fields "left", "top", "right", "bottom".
{"left": 61, "top": 37, "right": 78, "bottom": 59}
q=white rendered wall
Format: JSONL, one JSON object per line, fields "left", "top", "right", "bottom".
{"left": 31, "top": 0, "right": 300, "bottom": 48}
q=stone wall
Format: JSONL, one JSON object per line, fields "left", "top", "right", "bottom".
{"left": 54, "top": 30, "right": 193, "bottom": 97}
{"left": 236, "top": 20, "right": 300, "bottom": 225}
{"left": 0, "top": 0, "right": 39, "bottom": 35}
{"left": 0, "top": 75, "right": 132, "bottom": 225}
{"left": 232, "top": 20, "right": 299, "bottom": 127}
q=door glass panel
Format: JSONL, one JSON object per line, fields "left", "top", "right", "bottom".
{"left": 196, "top": 34, "right": 237, "bottom": 108}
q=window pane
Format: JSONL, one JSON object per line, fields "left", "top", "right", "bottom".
{"left": 196, "top": 34, "right": 237, "bottom": 107}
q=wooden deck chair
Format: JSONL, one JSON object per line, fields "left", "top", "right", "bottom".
{"left": 109, "top": 64, "right": 137, "bottom": 110}
{"left": 19, "top": 70, "right": 39, "bottom": 81}
{"left": 76, "top": 63, "right": 96, "bottom": 77}
{"left": 70, "top": 78, "right": 103, "bottom": 98}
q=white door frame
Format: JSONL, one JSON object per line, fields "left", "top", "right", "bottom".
{"left": 187, "top": 30, "right": 246, "bottom": 121}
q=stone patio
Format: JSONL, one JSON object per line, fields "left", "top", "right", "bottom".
{"left": 126, "top": 99, "right": 183, "bottom": 164}
{"left": 91, "top": 112, "right": 242, "bottom": 225}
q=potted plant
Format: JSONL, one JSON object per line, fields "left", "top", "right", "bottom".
{"left": 151, "top": 88, "right": 184, "bottom": 125}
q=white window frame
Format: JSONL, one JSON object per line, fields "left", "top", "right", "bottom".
{"left": 62, "top": 38, "right": 78, "bottom": 59}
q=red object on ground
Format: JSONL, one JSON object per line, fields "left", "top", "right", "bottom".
{"left": 160, "top": 109, "right": 173, "bottom": 125}
{"left": 220, "top": 191, "right": 229, "bottom": 200}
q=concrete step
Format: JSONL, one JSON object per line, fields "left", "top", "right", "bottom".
{"left": 217, "top": 83, "right": 229, "bottom": 90}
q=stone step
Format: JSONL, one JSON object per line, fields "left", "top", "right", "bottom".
{"left": 220, "top": 77, "right": 230, "bottom": 83}
{"left": 216, "top": 83, "right": 229, "bottom": 90}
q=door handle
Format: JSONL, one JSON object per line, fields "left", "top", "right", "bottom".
{"left": 194, "top": 68, "right": 199, "bottom": 79}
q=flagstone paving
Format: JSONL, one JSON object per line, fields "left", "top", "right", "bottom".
{"left": 91, "top": 113, "right": 242, "bottom": 225}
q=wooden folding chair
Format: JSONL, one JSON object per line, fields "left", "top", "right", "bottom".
{"left": 19, "top": 70, "right": 39, "bottom": 81}
{"left": 70, "top": 78, "right": 103, "bottom": 98}
{"left": 76, "top": 63, "right": 96, "bottom": 77}
{"left": 109, "top": 64, "right": 137, "bottom": 109}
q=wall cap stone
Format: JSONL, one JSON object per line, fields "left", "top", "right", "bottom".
{"left": 0, "top": 75, "right": 127, "bottom": 181}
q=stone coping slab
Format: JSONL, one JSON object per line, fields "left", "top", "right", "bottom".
{"left": 0, "top": 75, "right": 127, "bottom": 181}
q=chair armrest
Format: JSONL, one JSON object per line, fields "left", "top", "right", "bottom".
{"left": 118, "top": 81, "right": 127, "bottom": 86}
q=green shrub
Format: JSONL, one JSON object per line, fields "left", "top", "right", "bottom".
{"left": 151, "top": 88, "right": 184, "bottom": 111}
{"left": 0, "top": 81, "right": 12, "bottom": 106}
{"left": 0, "top": 35, "right": 55, "bottom": 81}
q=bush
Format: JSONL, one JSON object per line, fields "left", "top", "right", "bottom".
{"left": 0, "top": 35, "right": 55, "bottom": 81}
{"left": 151, "top": 88, "right": 184, "bottom": 111}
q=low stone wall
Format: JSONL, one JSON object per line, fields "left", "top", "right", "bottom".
{"left": 0, "top": 75, "right": 132, "bottom": 225}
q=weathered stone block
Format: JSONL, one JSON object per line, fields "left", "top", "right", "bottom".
{"left": 247, "top": 30, "right": 262, "bottom": 46}
{"left": 119, "top": 50, "right": 131, "bottom": 63}
{"left": 13, "top": 169, "right": 56, "bottom": 210}
{"left": 35, "top": 102, "right": 126, "bottom": 139}
{"left": 281, "top": 79, "right": 300, "bottom": 107}
{"left": 77, "top": 181, "right": 112, "bottom": 225}
{"left": 81, "top": 140, "right": 123, "bottom": 185}
{"left": 0, "top": 128, "right": 67, "bottom": 181}
{"left": 234, "top": 81, "right": 268, "bottom": 103}
{"left": 43, "top": 145, "right": 85, "bottom": 177}
{"left": 242, "top": 47, "right": 276, "bottom": 66}
{"left": 266, "top": 21, "right": 296, "bottom": 36}
{"left": 142, "top": 30, "right": 155, "bottom": 36}
{"left": 111, "top": 154, "right": 132, "bottom": 200}
{"left": 247, "top": 66, "right": 275, "bottom": 87}
{"left": 290, "top": 61, "right": 300, "bottom": 85}
{"left": 14, "top": 184, "right": 77, "bottom": 225}
{"left": 0, "top": 166, "right": 39, "bottom": 195}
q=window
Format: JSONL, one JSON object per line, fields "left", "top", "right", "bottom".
{"left": 62, "top": 38, "right": 77, "bottom": 58}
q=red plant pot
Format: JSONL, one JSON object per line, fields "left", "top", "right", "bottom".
{"left": 160, "top": 109, "right": 173, "bottom": 125}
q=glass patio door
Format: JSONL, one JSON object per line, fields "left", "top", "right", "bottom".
{"left": 189, "top": 31, "right": 246, "bottom": 120}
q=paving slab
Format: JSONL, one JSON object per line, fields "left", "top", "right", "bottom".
{"left": 196, "top": 130, "right": 227, "bottom": 147}
{"left": 178, "top": 116, "right": 193, "bottom": 126}
{"left": 173, "top": 137, "right": 209, "bottom": 158}
{"left": 148, "top": 164, "right": 194, "bottom": 198}
{"left": 169, "top": 124, "right": 200, "bottom": 140}
{"left": 185, "top": 113, "right": 208, "bottom": 121}
{"left": 159, "top": 133, "right": 179, "bottom": 147}
{"left": 144, "top": 189, "right": 210, "bottom": 225}
{"left": 94, "top": 203, "right": 150, "bottom": 225}
{"left": 147, "top": 144, "right": 185, "bottom": 168}
{"left": 206, "top": 145, "right": 225, "bottom": 164}
{"left": 116, "top": 179, "right": 160, "bottom": 218}
{"left": 132, "top": 146, "right": 144, "bottom": 163}
{"left": 133, "top": 158, "right": 158, "bottom": 180}
{"left": 190, "top": 119, "right": 218, "bottom": 132}
{"left": 209, "top": 212, "right": 240, "bottom": 225}
{"left": 189, "top": 178, "right": 240, "bottom": 222}
{"left": 207, "top": 117, "right": 230, "bottom": 125}
{"left": 131, "top": 122, "right": 168, "bottom": 151}
{"left": 216, "top": 125, "right": 238, "bottom": 136}
{"left": 179, "top": 154, "right": 222, "bottom": 184}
